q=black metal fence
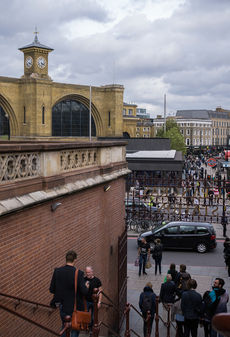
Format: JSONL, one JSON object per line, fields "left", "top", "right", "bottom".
{"left": 125, "top": 173, "right": 230, "bottom": 232}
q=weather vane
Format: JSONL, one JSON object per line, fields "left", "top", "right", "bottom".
{"left": 34, "top": 26, "right": 39, "bottom": 42}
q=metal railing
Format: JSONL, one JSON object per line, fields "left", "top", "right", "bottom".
{"left": 0, "top": 290, "right": 176, "bottom": 337}
{"left": 0, "top": 293, "right": 60, "bottom": 336}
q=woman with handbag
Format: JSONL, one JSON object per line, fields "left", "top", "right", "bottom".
{"left": 152, "top": 239, "right": 163, "bottom": 275}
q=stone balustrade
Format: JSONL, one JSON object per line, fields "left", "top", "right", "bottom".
{"left": 0, "top": 141, "right": 127, "bottom": 184}
{"left": 0, "top": 141, "right": 129, "bottom": 215}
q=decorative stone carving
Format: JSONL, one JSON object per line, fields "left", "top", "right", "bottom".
{"left": 0, "top": 153, "right": 40, "bottom": 182}
{"left": 60, "top": 149, "right": 98, "bottom": 171}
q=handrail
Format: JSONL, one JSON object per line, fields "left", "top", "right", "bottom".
{"left": 101, "top": 321, "right": 122, "bottom": 337}
{"left": 0, "top": 291, "right": 54, "bottom": 310}
{"left": 0, "top": 302, "right": 60, "bottom": 336}
{"left": 130, "top": 328, "right": 141, "bottom": 337}
{"left": 130, "top": 303, "right": 144, "bottom": 319}
{"left": 100, "top": 290, "right": 120, "bottom": 313}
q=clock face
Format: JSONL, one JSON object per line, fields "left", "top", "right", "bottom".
{"left": 25, "top": 56, "right": 33, "bottom": 68}
{"left": 37, "top": 56, "right": 46, "bottom": 69}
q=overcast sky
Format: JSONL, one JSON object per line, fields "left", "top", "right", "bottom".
{"left": 1, "top": 0, "right": 230, "bottom": 116}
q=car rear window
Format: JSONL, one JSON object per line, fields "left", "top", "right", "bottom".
{"left": 197, "top": 226, "right": 208, "bottom": 234}
{"left": 179, "top": 225, "right": 195, "bottom": 234}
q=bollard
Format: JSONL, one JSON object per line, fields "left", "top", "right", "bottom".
{"left": 59, "top": 315, "right": 71, "bottom": 337}
{"left": 124, "top": 303, "right": 131, "bottom": 337}
{"left": 155, "top": 296, "right": 159, "bottom": 337}
{"left": 166, "top": 305, "right": 171, "bottom": 337}
{"left": 92, "top": 288, "right": 100, "bottom": 337}
{"left": 146, "top": 310, "right": 151, "bottom": 337}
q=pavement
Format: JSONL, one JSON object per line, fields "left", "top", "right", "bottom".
{"left": 126, "top": 224, "right": 230, "bottom": 337}
{"left": 126, "top": 263, "right": 230, "bottom": 337}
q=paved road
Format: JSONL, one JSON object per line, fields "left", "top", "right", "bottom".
{"left": 128, "top": 237, "right": 226, "bottom": 267}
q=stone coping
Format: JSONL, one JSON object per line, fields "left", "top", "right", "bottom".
{"left": 0, "top": 167, "right": 130, "bottom": 216}
{"left": 0, "top": 140, "right": 127, "bottom": 152}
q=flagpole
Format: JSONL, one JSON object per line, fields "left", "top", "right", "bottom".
{"left": 89, "top": 85, "right": 92, "bottom": 141}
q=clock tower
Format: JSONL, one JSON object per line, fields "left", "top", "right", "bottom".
{"left": 19, "top": 29, "right": 53, "bottom": 79}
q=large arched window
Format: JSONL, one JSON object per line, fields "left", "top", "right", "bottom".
{"left": 0, "top": 106, "right": 10, "bottom": 138}
{"left": 52, "top": 99, "right": 96, "bottom": 137}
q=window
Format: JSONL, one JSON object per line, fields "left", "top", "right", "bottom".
{"left": 42, "top": 106, "right": 45, "bottom": 124}
{"left": 108, "top": 111, "right": 111, "bottom": 127}
{"left": 123, "top": 109, "right": 126, "bottom": 115}
{"left": 23, "top": 106, "right": 26, "bottom": 124}
{"left": 52, "top": 99, "right": 96, "bottom": 137}
{"left": 186, "top": 129, "right": 190, "bottom": 135}
{"left": 136, "top": 127, "right": 140, "bottom": 131}
{"left": 164, "top": 226, "right": 178, "bottom": 234}
{"left": 186, "top": 138, "right": 190, "bottom": 145}
{"left": 196, "top": 227, "right": 208, "bottom": 235}
{"left": 179, "top": 225, "right": 195, "bottom": 234}
{"left": 128, "top": 109, "right": 132, "bottom": 115}
{"left": 181, "top": 129, "right": 184, "bottom": 134}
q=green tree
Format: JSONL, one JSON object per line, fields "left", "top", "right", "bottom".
{"left": 156, "top": 119, "right": 186, "bottom": 154}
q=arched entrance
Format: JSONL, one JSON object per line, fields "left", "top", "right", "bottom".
{"left": 52, "top": 99, "right": 96, "bottom": 137}
{"left": 0, "top": 105, "right": 10, "bottom": 139}
{"left": 123, "top": 132, "right": 130, "bottom": 139}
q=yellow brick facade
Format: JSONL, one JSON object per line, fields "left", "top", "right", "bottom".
{"left": 0, "top": 38, "right": 124, "bottom": 140}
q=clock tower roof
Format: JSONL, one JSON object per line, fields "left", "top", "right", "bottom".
{"left": 19, "top": 30, "right": 53, "bottom": 52}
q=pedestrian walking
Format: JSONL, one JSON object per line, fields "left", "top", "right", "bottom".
{"left": 203, "top": 278, "right": 229, "bottom": 337}
{"left": 172, "top": 294, "right": 184, "bottom": 337}
{"left": 175, "top": 264, "right": 191, "bottom": 296}
{"left": 159, "top": 274, "right": 176, "bottom": 322}
{"left": 139, "top": 282, "right": 156, "bottom": 337}
{"left": 221, "top": 215, "right": 228, "bottom": 237}
{"left": 167, "top": 263, "right": 178, "bottom": 283}
{"left": 84, "top": 266, "right": 103, "bottom": 332}
{"left": 181, "top": 279, "right": 202, "bottom": 337}
{"left": 208, "top": 189, "right": 214, "bottom": 206}
{"left": 138, "top": 237, "right": 150, "bottom": 276}
{"left": 152, "top": 238, "right": 163, "bottom": 275}
{"left": 49, "top": 250, "right": 89, "bottom": 337}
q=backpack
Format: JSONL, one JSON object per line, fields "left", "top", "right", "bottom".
{"left": 142, "top": 293, "right": 152, "bottom": 313}
{"left": 203, "top": 290, "right": 220, "bottom": 318}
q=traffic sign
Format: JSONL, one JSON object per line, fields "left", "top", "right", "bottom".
{"left": 207, "top": 158, "right": 217, "bottom": 167}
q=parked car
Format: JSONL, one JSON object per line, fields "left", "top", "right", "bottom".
{"left": 125, "top": 198, "right": 162, "bottom": 225}
{"left": 137, "top": 221, "right": 216, "bottom": 253}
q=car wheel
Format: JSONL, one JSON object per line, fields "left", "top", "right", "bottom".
{"left": 196, "top": 242, "right": 207, "bottom": 253}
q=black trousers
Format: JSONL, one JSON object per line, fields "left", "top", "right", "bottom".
{"left": 184, "top": 318, "right": 199, "bottom": 337}
{"left": 176, "top": 320, "right": 184, "bottom": 337}
{"left": 154, "top": 257, "right": 162, "bottom": 275}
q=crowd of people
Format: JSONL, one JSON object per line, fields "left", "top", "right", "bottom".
{"left": 138, "top": 237, "right": 229, "bottom": 337}
{"left": 49, "top": 250, "right": 102, "bottom": 337}
{"left": 139, "top": 268, "right": 229, "bottom": 337}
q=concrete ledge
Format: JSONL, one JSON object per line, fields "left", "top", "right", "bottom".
{"left": 0, "top": 167, "right": 130, "bottom": 216}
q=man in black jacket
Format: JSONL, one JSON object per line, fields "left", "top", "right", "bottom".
{"left": 159, "top": 274, "right": 176, "bottom": 322}
{"left": 49, "top": 250, "right": 89, "bottom": 337}
{"left": 181, "top": 279, "right": 202, "bottom": 337}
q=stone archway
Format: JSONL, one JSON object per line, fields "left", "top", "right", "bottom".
{"left": 0, "top": 95, "right": 18, "bottom": 137}
{"left": 52, "top": 94, "right": 103, "bottom": 137}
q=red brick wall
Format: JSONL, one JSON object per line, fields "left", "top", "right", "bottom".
{"left": 0, "top": 177, "right": 126, "bottom": 336}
